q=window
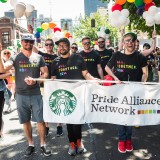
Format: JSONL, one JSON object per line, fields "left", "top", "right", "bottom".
{"left": 2, "top": 31, "right": 10, "bottom": 45}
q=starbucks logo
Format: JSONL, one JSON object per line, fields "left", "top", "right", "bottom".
{"left": 49, "top": 89, "right": 77, "bottom": 116}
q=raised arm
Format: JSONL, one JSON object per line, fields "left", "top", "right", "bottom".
{"left": 141, "top": 30, "right": 156, "bottom": 57}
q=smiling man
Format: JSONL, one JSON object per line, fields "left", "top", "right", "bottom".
{"left": 0, "top": 33, "right": 51, "bottom": 157}
{"left": 51, "top": 38, "right": 96, "bottom": 156}
{"left": 105, "top": 32, "right": 148, "bottom": 154}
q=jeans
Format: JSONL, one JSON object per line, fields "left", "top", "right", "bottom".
{"left": 118, "top": 125, "right": 132, "bottom": 141}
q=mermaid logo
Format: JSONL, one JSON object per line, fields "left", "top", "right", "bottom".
{"left": 49, "top": 89, "right": 77, "bottom": 116}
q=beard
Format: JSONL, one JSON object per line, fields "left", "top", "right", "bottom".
{"left": 99, "top": 44, "right": 105, "bottom": 49}
{"left": 23, "top": 46, "right": 32, "bottom": 51}
{"left": 60, "top": 49, "right": 69, "bottom": 55}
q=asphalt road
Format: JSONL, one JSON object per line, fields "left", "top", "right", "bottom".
{"left": 0, "top": 101, "right": 160, "bottom": 160}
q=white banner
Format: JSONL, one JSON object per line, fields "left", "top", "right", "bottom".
{"left": 43, "top": 81, "right": 160, "bottom": 126}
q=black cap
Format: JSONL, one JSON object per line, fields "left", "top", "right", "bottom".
{"left": 55, "top": 38, "right": 70, "bottom": 46}
{"left": 123, "top": 32, "right": 137, "bottom": 41}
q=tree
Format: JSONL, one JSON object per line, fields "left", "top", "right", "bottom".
{"left": 73, "top": 12, "right": 119, "bottom": 46}
{"left": 102, "top": 0, "right": 160, "bottom": 36}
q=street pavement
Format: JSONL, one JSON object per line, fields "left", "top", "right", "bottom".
{"left": 0, "top": 100, "right": 160, "bottom": 160}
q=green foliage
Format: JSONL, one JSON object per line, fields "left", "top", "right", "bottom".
{"left": 73, "top": 12, "right": 118, "bottom": 46}
{"left": 102, "top": 0, "right": 160, "bottom": 37}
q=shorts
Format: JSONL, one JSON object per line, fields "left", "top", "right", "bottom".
{"left": 15, "top": 94, "right": 44, "bottom": 124}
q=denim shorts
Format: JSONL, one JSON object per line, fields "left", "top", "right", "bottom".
{"left": 15, "top": 94, "right": 44, "bottom": 124}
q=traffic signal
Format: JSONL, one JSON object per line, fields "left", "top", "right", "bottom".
{"left": 91, "top": 18, "right": 95, "bottom": 27}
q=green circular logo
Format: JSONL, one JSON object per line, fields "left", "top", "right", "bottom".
{"left": 49, "top": 89, "right": 77, "bottom": 116}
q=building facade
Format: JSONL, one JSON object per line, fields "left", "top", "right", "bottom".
{"left": 0, "top": 17, "right": 28, "bottom": 50}
{"left": 84, "top": 0, "right": 107, "bottom": 17}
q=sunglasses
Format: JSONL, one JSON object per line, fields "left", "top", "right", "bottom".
{"left": 71, "top": 47, "right": 78, "bottom": 49}
{"left": 45, "top": 43, "right": 53, "bottom": 46}
{"left": 4, "top": 52, "right": 10, "bottom": 55}
{"left": 83, "top": 42, "right": 90, "bottom": 45}
{"left": 124, "top": 39, "right": 135, "bottom": 44}
{"left": 98, "top": 41, "right": 105, "bottom": 44}
{"left": 24, "top": 40, "right": 34, "bottom": 44}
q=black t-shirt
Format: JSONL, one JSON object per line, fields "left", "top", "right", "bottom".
{"left": 38, "top": 51, "right": 58, "bottom": 78}
{"left": 96, "top": 49, "right": 112, "bottom": 76}
{"left": 80, "top": 50, "right": 101, "bottom": 78}
{"left": 107, "top": 51, "right": 147, "bottom": 81}
{"left": 51, "top": 53, "right": 87, "bottom": 79}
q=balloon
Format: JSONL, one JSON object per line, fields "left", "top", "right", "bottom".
{"left": 127, "top": 0, "right": 135, "bottom": 3}
{"left": 14, "top": 9, "right": 24, "bottom": 18}
{"left": 124, "top": 18, "right": 130, "bottom": 26}
{"left": 144, "top": 0, "right": 152, "bottom": 4}
{"left": 137, "top": 4, "right": 145, "bottom": 9}
{"left": 110, "top": 19, "right": 121, "bottom": 28}
{"left": 35, "top": 32, "right": 40, "bottom": 38}
{"left": 145, "top": 2, "right": 155, "bottom": 11}
{"left": 49, "top": 22, "right": 57, "bottom": 29}
{"left": 25, "top": 12, "right": 32, "bottom": 18}
{"left": 15, "top": 2, "right": 26, "bottom": 15}
{"left": 36, "top": 27, "right": 43, "bottom": 33}
{"left": 119, "top": 15, "right": 127, "bottom": 25}
{"left": 100, "top": 26, "right": 105, "bottom": 33}
{"left": 10, "top": 0, "right": 17, "bottom": 8}
{"left": 105, "top": 29, "right": 110, "bottom": 34}
{"left": 36, "top": 38, "right": 41, "bottom": 43}
{"left": 154, "top": 13, "right": 160, "bottom": 25}
{"left": 111, "top": 4, "right": 122, "bottom": 12}
{"left": 148, "top": 6, "right": 158, "bottom": 15}
{"left": 146, "top": 15, "right": 155, "bottom": 24}
{"left": 121, "top": 9, "right": 129, "bottom": 18}
{"left": 111, "top": 10, "right": 121, "bottom": 18}
{"left": 142, "top": 11, "right": 149, "bottom": 19}
{"left": 146, "top": 21, "right": 154, "bottom": 27}
{"left": 41, "top": 23, "right": 49, "bottom": 30}
{"left": 64, "top": 32, "right": 71, "bottom": 38}
{"left": 136, "top": 8, "right": 144, "bottom": 16}
{"left": 53, "top": 27, "right": 61, "bottom": 32}
{"left": 115, "top": 0, "right": 126, "bottom": 5}
{"left": 0, "top": 0, "right": 8, "bottom": 3}
{"left": 134, "top": 0, "right": 144, "bottom": 7}
{"left": 25, "top": 4, "right": 34, "bottom": 12}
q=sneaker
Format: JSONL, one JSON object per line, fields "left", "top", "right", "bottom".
{"left": 76, "top": 139, "right": 84, "bottom": 154}
{"left": 45, "top": 127, "right": 49, "bottom": 137}
{"left": 118, "top": 141, "right": 126, "bottom": 153}
{"left": 3, "top": 105, "right": 11, "bottom": 114}
{"left": 40, "top": 146, "right": 51, "bottom": 157}
{"left": 56, "top": 126, "right": 63, "bottom": 137}
{"left": 24, "top": 146, "right": 35, "bottom": 157}
{"left": 68, "top": 142, "right": 76, "bottom": 156}
{"left": 126, "top": 140, "right": 133, "bottom": 152}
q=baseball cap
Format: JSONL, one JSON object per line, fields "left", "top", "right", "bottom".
{"left": 55, "top": 38, "right": 70, "bottom": 46}
{"left": 21, "top": 33, "right": 35, "bottom": 41}
{"left": 123, "top": 32, "right": 137, "bottom": 41}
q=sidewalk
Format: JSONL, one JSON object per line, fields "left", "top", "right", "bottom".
{"left": 0, "top": 101, "right": 160, "bottom": 160}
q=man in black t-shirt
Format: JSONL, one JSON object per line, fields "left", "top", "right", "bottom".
{"left": 51, "top": 38, "right": 95, "bottom": 156}
{"left": 96, "top": 37, "right": 112, "bottom": 76}
{"left": 80, "top": 37, "right": 104, "bottom": 79}
{"left": 38, "top": 39, "right": 63, "bottom": 137}
{"left": 105, "top": 32, "right": 148, "bottom": 154}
